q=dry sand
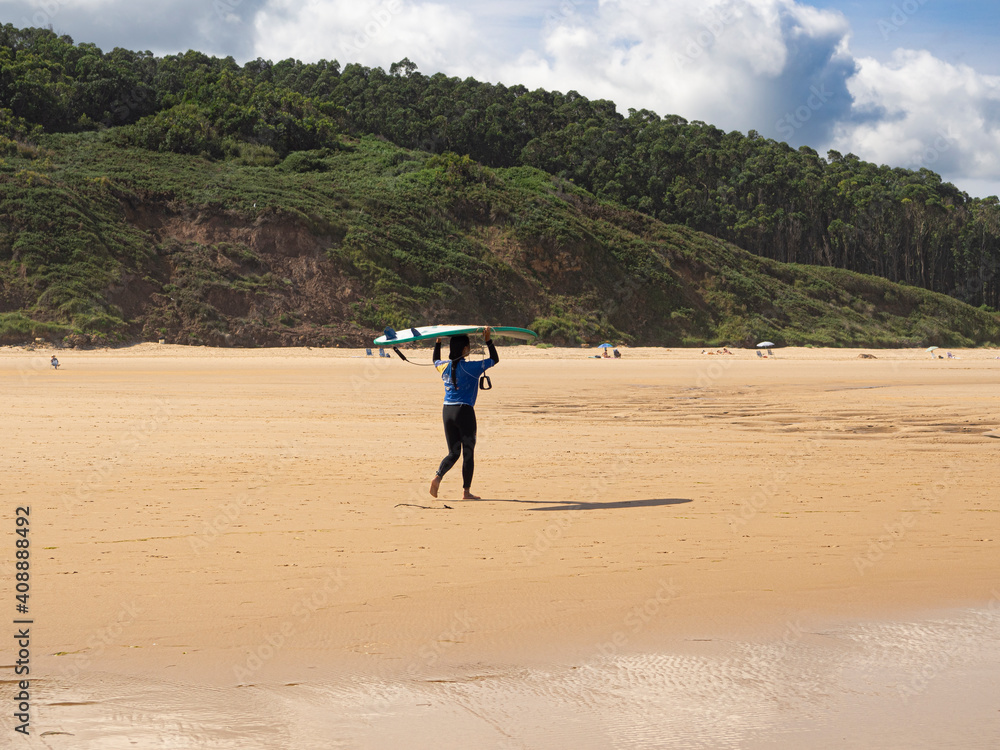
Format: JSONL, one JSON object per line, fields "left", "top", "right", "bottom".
{"left": 2, "top": 343, "right": 999, "bottom": 748}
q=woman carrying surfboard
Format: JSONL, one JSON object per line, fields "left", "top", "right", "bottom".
{"left": 429, "top": 326, "right": 498, "bottom": 500}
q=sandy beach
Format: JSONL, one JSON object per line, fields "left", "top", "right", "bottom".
{"left": 2, "top": 343, "right": 999, "bottom": 748}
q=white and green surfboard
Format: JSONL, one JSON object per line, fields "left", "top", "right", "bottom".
{"left": 374, "top": 325, "right": 537, "bottom": 346}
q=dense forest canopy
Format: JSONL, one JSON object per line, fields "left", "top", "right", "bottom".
{"left": 2, "top": 23, "right": 1000, "bottom": 311}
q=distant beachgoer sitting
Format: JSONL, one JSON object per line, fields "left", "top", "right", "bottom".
{"left": 51, "top": 356, "right": 60, "bottom": 370}
{"left": 613, "top": 349, "right": 621, "bottom": 358}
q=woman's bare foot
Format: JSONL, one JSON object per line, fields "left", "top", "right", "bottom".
{"left": 430, "top": 475, "right": 442, "bottom": 498}
{"left": 463, "top": 489, "right": 481, "bottom": 500}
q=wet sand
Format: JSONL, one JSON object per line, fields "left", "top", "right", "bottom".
{"left": 2, "top": 344, "right": 999, "bottom": 747}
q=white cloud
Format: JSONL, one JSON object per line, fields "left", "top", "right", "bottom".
{"left": 252, "top": 0, "right": 478, "bottom": 70}
{"left": 244, "top": 0, "right": 859, "bottom": 147}
{"left": 832, "top": 50, "right": 1000, "bottom": 186}
{"left": 486, "top": 0, "right": 857, "bottom": 146}
{"left": 0, "top": 0, "right": 270, "bottom": 59}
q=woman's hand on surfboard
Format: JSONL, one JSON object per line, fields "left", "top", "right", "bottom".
{"left": 483, "top": 326, "right": 492, "bottom": 342}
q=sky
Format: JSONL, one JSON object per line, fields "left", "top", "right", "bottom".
{"left": 3, "top": 0, "right": 1000, "bottom": 198}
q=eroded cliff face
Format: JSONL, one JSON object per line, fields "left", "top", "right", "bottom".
{"left": 121, "top": 205, "right": 373, "bottom": 347}
{"left": 110, "top": 199, "right": 657, "bottom": 348}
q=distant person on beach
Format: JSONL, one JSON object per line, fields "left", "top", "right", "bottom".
{"left": 429, "top": 327, "right": 499, "bottom": 500}
{"left": 613, "top": 348, "right": 621, "bottom": 358}
{"left": 50, "top": 356, "right": 60, "bottom": 369}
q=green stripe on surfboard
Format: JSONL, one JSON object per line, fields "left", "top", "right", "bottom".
{"left": 374, "top": 325, "right": 537, "bottom": 346}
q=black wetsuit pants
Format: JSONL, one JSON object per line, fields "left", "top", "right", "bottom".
{"left": 437, "top": 403, "right": 477, "bottom": 488}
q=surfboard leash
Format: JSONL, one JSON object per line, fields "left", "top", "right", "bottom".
{"left": 389, "top": 346, "right": 464, "bottom": 371}
{"left": 392, "top": 344, "right": 495, "bottom": 390}
{"left": 391, "top": 346, "right": 435, "bottom": 366}
{"left": 390, "top": 344, "right": 488, "bottom": 368}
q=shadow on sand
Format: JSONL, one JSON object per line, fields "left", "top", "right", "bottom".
{"left": 489, "top": 497, "right": 694, "bottom": 512}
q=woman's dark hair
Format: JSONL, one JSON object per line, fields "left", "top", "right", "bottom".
{"left": 447, "top": 335, "right": 470, "bottom": 386}
{"left": 448, "top": 335, "right": 470, "bottom": 361}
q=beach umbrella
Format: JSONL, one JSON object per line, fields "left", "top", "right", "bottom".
{"left": 757, "top": 341, "right": 776, "bottom": 358}
{"left": 926, "top": 346, "right": 939, "bottom": 352}
{"left": 598, "top": 343, "right": 613, "bottom": 349}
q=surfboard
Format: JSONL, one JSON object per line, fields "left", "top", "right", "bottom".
{"left": 374, "top": 325, "right": 537, "bottom": 346}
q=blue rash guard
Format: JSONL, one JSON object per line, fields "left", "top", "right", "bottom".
{"left": 434, "top": 341, "right": 498, "bottom": 407}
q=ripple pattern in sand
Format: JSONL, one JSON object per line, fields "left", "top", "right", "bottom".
{"left": 22, "top": 607, "right": 1000, "bottom": 750}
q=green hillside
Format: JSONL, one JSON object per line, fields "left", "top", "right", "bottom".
{"left": 3, "top": 24, "right": 998, "bottom": 312}
{"left": 2, "top": 132, "right": 997, "bottom": 348}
